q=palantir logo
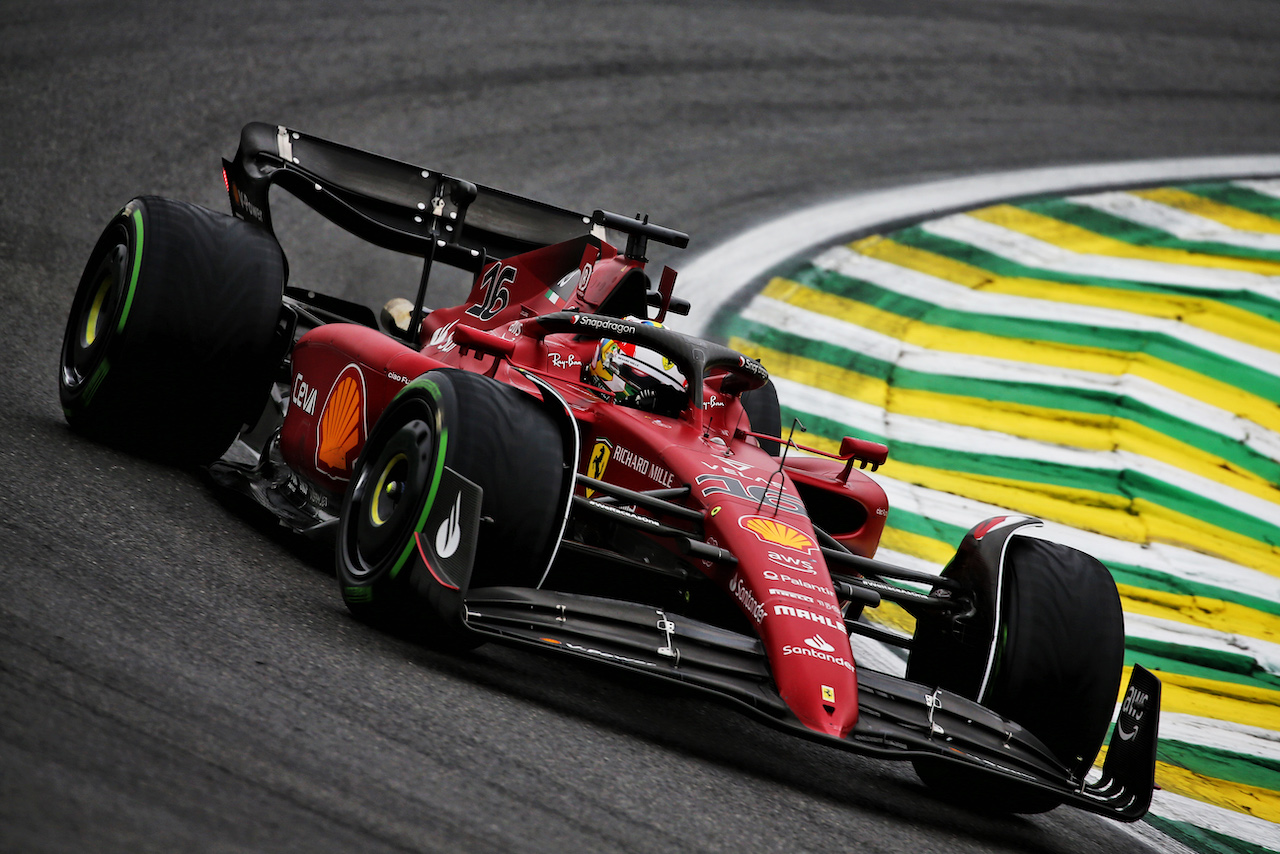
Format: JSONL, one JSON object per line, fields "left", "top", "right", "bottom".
{"left": 435, "top": 493, "right": 462, "bottom": 559}
{"left": 804, "top": 634, "right": 835, "bottom": 653}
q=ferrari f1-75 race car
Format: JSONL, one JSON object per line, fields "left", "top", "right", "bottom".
{"left": 59, "top": 122, "right": 1161, "bottom": 821}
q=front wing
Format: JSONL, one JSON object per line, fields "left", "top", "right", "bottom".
{"left": 460, "top": 584, "right": 1160, "bottom": 822}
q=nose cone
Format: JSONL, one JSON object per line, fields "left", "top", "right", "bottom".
{"left": 767, "top": 622, "right": 860, "bottom": 738}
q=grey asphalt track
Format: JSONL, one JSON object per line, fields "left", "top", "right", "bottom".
{"left": 4, "top": 2, "right": 1279, "bottom": 852}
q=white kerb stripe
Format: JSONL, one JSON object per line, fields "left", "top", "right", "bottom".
{"left": 1067, "top": 190, "right": 1280, "bottom": 252}
{"left": 922, "top": 214, "right": 1280, "bottom": 295}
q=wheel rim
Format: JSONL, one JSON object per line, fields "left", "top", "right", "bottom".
{"left": 62, "top": 235, "right": 128, "bottom": 392}
{"left": 369, "top": 453, "right": 408, "bottom": 527}
{"left": 346, "top": 409, "right": 436, "bottom": 579}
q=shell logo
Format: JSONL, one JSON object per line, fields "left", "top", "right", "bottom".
{"left": 739, "top": 515, "right": 817, "bottom": 554}
{"left": 316, "top": 365, "right": 366, "bottom": 480}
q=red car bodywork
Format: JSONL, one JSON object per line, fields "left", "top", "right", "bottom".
{"left": 280, "top": 229, "right": 887, "bottom": 738}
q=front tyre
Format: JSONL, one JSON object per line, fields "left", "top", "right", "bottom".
{"left": 59, "top": 196, "right": 285, "bottom": 464}
{"left": 336, "top": 369, "right": 567, "bottom": 642}
{"left": 907, "top": 531, "right": 1125, "bottom": 813}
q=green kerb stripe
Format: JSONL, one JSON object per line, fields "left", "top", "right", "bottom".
{"left": 1179, "top": 180, "right": 1280, "bottom": 221}
{"left": 724, "top": 314, "right": 1280, "bottom": 486}
{"left": 776, "top": 396, "right": 1280, "bottom": 550}
{"left": 1124, "top": 645, "right": 1280, "bottom": 692}
{"left": 117, "top": 208, "right": 144, "bottom": 334}
{"left": 1019, "top": 198, "right": 1280, "bottom": 264}
{"left": 889, "top": 225, "right": 1280, "bottom": 325}
{"left": 1145, "top": 815, "right": 1276, "bottom": 854}
{"left": 1106, "top": 562, "right": 1280, "bottom": 619}
{"left": 1156, "top": 739, "right": 1280, "bottom": 801}
{"left": 784, "top": 264, "right": 1280, "bottom": 404}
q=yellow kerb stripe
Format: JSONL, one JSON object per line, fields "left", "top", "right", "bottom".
{"left": 849, "top": 235, "right": 1280, "bottom": 355}
{"left": 734, "top": 340, "right": 1280, "bottom": 577}
{"left": 1133, "top": 187, "right": 1280, "bottom": 236}
{"left": 880, "top": 526, "right": 956, "bottom": 566}
{"left": 881, "top": 525, "right": 1280, "bottom": 645}
{"left": 1118, "top": 585, "right": 1280, "bottom": 646}
{"left": 757, "top": 279, "right": 1280, "bottom": 434}
{"left": 884, "top": 523, "right": 1280, "bottom": 648}
{"left": 968, "top": 204, "right": 1280, "bottom": 274}
{"left": 733, "top": 335, "right": 1280, "bottom": 506}
{"left": 1095, "top": 746, "right": 1280, "bottom": 824}
{"left": 1121, "top": 667, "right": 1280, "bottom": 731}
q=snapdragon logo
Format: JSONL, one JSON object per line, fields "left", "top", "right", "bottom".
{"left": 570, "top": 315, "right": 634, "bottom": 336}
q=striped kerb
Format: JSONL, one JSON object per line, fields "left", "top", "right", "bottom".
{"left": 715, "top": 179, "right": 1280, "bottom": 854}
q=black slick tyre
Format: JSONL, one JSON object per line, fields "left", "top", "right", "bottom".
{"left": 59, "top": 196, "right": 285, "bottom": 464}
{"left": 907, "top": 535, "right": 1125, "bottom": 814}
{"left": 336, "top": 369, "right": 566, "bottom": 641}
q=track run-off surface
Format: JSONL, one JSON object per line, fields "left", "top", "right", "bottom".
{"left": 4, "top": 2, "right": 1280, "bottom": 852}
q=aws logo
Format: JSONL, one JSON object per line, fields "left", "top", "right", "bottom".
{"left": 766, "top": 550, "right": 817, "bottom": 574}
{"left": 316, "top": 364, "right": 367, "bottom": 481}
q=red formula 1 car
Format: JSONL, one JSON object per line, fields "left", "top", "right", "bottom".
{"left": 59, "top": 122, "right": 1160, "bottom": 820}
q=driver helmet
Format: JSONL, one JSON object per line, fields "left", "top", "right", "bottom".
{"left": 585, "top": 318, "right": 687, "bottom": 415}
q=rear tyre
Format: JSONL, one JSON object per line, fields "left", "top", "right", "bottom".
{"left": 59, "top": 196, "right": 285, "bottom": 464}
{"left": 907, "top": 535, "right": 1125, "bottom": 813}
{"left": 740, "top": 378, "right": 782, "bottom": 455}
{"left": 336, "top": 369, "right": 566, "bottom": 642}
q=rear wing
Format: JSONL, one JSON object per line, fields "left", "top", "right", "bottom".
{"left": 222, "top": 122, "right": 685, "bottom": 272}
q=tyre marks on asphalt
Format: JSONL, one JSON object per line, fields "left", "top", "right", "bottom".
{"left": 710, "top": 179, "right": 1280, "bottom": 854}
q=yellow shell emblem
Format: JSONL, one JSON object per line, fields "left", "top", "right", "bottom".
{"left": 317, "top": 368, "right": 365, "bottom": 477}
{"left": 739, "top": 515, "right": 817, "bottom": 554}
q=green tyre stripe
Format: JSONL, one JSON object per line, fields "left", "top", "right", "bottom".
{"left": 343, "top": 586, "right": 373, "bottom": 603}
{"left": 389, "top": 428, "right": 448, "bottom": 580}
{"left": 82, "top": 358, "right": 110, "bottom": 407}
{"left": 116, "top": 208, "right": 144, "bottom": 334}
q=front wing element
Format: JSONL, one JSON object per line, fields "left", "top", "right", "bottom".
{"left": 456, "top": 585, "right": 1160, "bottom": 822}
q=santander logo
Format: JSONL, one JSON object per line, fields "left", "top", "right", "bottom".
{"left": 804, "top": 634, "right": 835, "bottom": 653}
